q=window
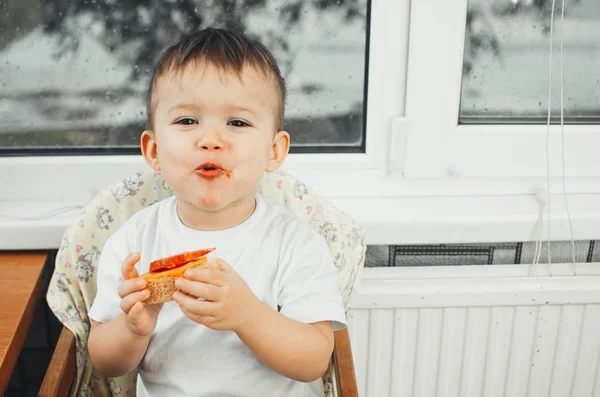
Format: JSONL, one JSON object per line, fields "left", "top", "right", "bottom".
{"left": 0, "top": 0, "right": 369, "bottom": 154}
{"left": 2, "top": 0, "right": 599, "bottom": 250}
{"left": 402, "top": 0, "right": 600, "bottom": 179}
{"left": 460, "top": 0, "right": 600, "bottom": 124}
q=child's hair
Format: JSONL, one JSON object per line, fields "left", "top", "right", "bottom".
{"left": 146, "top": 27, "right": 286, "bottom": 130}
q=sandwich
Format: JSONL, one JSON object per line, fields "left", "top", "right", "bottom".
{"left": 142, "top": 248, "right": 216, "bottom": 304}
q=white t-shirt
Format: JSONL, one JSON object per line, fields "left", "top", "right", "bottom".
{"left": 89, "top": 194, "right": 347, "bottom": 397}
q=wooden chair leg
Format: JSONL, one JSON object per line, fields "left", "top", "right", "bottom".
{"left": 38, "top": 326, "right": 76, "bottom": 397}
{"left": 333, "top": 328, "right": 358, "bottom": 397}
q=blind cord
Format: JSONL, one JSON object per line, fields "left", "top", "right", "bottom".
{"left": 544, "top": 0, "right": 557, "bottom": 269}
{"left": 559, "top": 0, "right": 577, "bottom": 274}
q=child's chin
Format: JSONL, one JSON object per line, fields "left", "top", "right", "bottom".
{"left": 194, "top": 195, "right": 225, "bottom": 210}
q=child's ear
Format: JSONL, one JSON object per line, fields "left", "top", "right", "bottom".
{"left": 266, "top": 130, "right": 290, "bottom": 172}
{"left": 141, "top": 130, "right": 161, "bottom": 171}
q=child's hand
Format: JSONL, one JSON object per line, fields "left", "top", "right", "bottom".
{"left": 173, "top": 259, "right": 260, "bottom": 332}
{"left": 118, "top": 253, "right": 163, "bottom": 336}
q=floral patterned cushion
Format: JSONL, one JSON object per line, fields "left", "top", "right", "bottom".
{"left": 47, "top": 168, "right": 366, "bottom": 397}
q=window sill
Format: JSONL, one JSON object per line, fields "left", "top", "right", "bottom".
{"left": 2, "top": 192, "right": 599, "bottom": 250}
{"left": 0, "top": 201, "right": 82, "bottom": 250}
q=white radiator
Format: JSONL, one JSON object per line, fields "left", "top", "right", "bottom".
{"left": 347, "top": 264, "right": 600, "bottom": 397}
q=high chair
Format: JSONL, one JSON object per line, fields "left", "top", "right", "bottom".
{"left": 39, "top": 168, "right": 365, "bottom": 397}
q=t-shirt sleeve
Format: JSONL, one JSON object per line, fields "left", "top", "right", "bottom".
{"left": 278, "top": 227, "right": 347, "bottom": 331}
{"left": 88, "top": 230, "right": 130, "bottom": 323}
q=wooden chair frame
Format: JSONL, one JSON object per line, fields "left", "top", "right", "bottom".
{"left": 39, "top": 326, "right": 358, "bottom": 397}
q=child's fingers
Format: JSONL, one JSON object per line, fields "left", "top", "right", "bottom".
{"left": 179, "top": 306, "right": 214, "bottom": 326}
{"left": 126, "top": 302, "right": 148, "bottom": 327}
{"left": 214, "top": 258, "right": 235, "bottom": 274}
{"left": 173, "top": 291, "right": 217, "bottom": 316}
{"left": 129, "top": 267, "right": 140, "bottom": 279}
{"left": 118, "top": 278, "right": 146, "bottom": 299}
{"left": 175, "top": 278, "right": 220, "bottom": 301}
{"left": 122, "top": 252, "right": 141, "bottom": 280}
{"left": 120, "top": 289, "right": 150, "bottom": 314}
{"left": 184, "top": 267, "right": 225, "bottom": 286}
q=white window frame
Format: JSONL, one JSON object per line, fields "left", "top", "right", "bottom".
{"left": 403, "top": 0, "right": 600, "bottom": 180}
{"left": 1, "top": 0, "right": 599, "bottom": 250}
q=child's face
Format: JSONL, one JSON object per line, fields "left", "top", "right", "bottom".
{"left": 141, "top": 61, "right": 289, "bottom": 221}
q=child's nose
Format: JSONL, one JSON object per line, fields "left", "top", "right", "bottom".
{"left": 200, "top": 142, "right": 222, "bottom": 151}
{"left": 197, "top": 129, "right": 224, "bottom": 151}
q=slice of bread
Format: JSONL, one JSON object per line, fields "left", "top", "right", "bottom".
{"left": 142, "top": 257, "right": 219, "bottom": 304}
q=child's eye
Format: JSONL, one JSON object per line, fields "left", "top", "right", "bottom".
{"left": 228, "top": 119, "right": 250, "bottom": 127}
{"left": 175, "top": 118, "right": 197, "bottom": 125}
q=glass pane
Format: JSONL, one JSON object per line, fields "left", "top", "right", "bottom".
{"left": 0, "top": 0, "right": 368, "bottom": 153}
{"left": 460, "top": 0, "right": 600, "bottom": 124}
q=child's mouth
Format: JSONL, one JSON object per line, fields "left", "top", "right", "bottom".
{"left": 196, "top": 162, "right": 232, "bottom": 179}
